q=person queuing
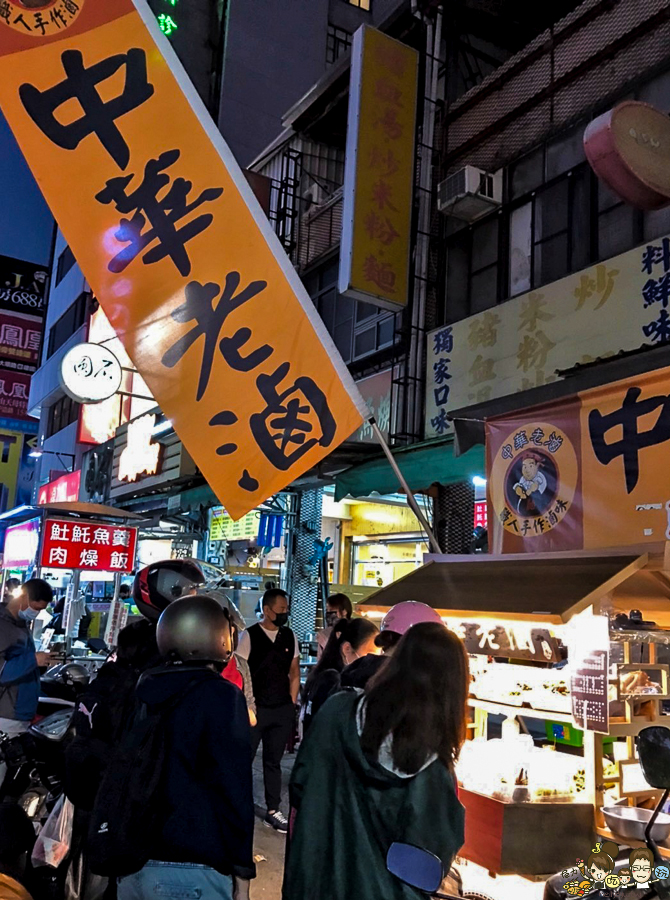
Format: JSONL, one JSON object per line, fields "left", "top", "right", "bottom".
{"left": 316, "top": 593, "right": 353, "bottom": 659}
{"left": 237, "top": 588, "right": 300, "bottom": 834}
{"left": 302, "top": 618, "right": 379, "bottom": 735}
{"left": 0, "top": 579, "right": 52, "bottom": 754}
{"left": 116, "top": 596, "right": 255, "bottom": 900}
{"left": 1, "top": 579, "right": 20, "bottom": 605}
{"left": 340, "top": 600, "right": 444, "bottom": 690}
{"left": 283, "top": 621, "right": 469, "bottom": 900}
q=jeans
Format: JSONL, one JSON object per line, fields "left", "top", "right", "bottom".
{"left": 0, "top": 717, "right": 29, "bottom": 788}
{"left": 118, "top": 861, "right": 233, "bottom": 900}
{"left": 251, "top": 703, "right": 294, "bottom": 811}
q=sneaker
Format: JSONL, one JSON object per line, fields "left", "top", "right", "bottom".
{"left": 264, "top": 810, "right": 288, "bottom": 833}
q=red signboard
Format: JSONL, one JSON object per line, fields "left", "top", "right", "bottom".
{"left": 3, "top": 517, "right": 40, "bottom": 569}
{"left": 38, "top": 470, "right": 81, "bottom": 506}
{"left": 41, "top": 519, "right": 137, "bottom": 572}
{"left": 0, "top": 371, "right": 31, "bottom": 420}
{"left": 474, "top": 500, "right": 488, "bottom": 530}
{"left": 0, "top": 311, "right": 41, "bottom": 373}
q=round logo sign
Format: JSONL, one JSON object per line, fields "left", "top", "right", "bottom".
{"left": 60, "top": 342, "right": 122, "bottom": 404}
{"left": 1, "top": 0, "right": 84, "bottom": 37}
{"left": 489, "top": 421, "right": 578, "bottom": 539}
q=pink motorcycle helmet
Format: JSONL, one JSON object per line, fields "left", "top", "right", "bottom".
{"left": 375, "top": 601, "right": 443, "bottom": 651}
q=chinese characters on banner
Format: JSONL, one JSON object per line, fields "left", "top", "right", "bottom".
{"left": 487, "top": 366, "right": 670, "bottom": 552}
{"left": 38, "top": 469, "right": 82, "bottom": 505}
{"left": 429, "top": 326, "right": 453, "bottom": 435}
{"left": 426, "top": 236, "right": 670, "bottom": 438}
{"left": 0, "top": 311, "right": 42, "bottom": 373}
{"left": 339, "top": 26, "right": 418, "bottom": 310}
{"left": 41, "top": 519, "right": 137, "bottom": 572}
{"left": 0, "top": 0, "right": 367, "bottom": 520}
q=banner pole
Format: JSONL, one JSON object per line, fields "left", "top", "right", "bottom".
{"left": 370, "top": 420, "right": 441, "bottom": 555}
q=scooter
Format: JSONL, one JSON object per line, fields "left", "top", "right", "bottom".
{"left": 387, "top": 843, "right": 495, "bottom": 900}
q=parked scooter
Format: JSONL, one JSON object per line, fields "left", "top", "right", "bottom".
{"left": 0, "top": 639, "right": 109, "bottom": 820}
{"left": 387, "top": 843, "right": 495, "bottom": 900}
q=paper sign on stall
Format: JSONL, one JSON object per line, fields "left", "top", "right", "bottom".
{"left": 0, "top": 0, "right": 367, "bottom": 519}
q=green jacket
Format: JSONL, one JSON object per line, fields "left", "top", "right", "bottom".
{"left": 283, "top": 691, "right": 464, "bottom": 900}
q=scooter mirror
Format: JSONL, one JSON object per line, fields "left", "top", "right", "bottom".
{"left": 638, "top": 727, "right": 670, "bottom": 789}
{"left": 386, "top": 842, "right": 443, "bottom": 894}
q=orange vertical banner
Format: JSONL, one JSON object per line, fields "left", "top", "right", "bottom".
{"left": 340, "top": 26, "right": 419, "bottom": 310}
{"left": 0, "top": 0, "right": 367, "bottom": 519}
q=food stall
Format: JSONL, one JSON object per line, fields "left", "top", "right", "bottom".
{"left": 1, "top": 501, "right": 143, "bottom": 649}
{"left": 359, "top": 545, "right": 670, "bottom": 884}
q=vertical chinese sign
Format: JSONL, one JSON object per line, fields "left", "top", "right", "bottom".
{"left": 487, "top": 366, "right": 670, "bottom": 552}
{"left": 0, "top": 0, "right": 367, "bottom": 520}
{"left": 339, "top": 26, "right": 418, "bottom": 310}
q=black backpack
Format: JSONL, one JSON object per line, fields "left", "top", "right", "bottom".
{"left": 87, "top": 673, "right": 201, "bottom": 877}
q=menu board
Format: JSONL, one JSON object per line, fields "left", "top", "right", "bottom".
{"left": 209, "top": 506, "right": 259, "bottom": 542}
{"left": 570, "top": 615, "right": 609, "bottom": 734}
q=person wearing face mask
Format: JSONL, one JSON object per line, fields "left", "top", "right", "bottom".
{"left": 317, "top": 594, "right": 353, "bottom": 660}
{"left": 301, "top": 618, "right": 379, "bottom": 737}
{"left": 236, "top": 588, "right": 299, "bottom": 833}
{"left": 0, "top": 579, "right": 52, "bottom": 757}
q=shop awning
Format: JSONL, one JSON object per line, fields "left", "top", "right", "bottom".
{"left": 0, "top": 502, "right": 145, "bottom": 525}
{"left": 450, "top": 343, "right": 670, "bottom": 456}
{"left": 333, "top": 437, "right": 484, "bottom": 502}
{"left": 358, "top": 550, "right": 661, "bottom": 624}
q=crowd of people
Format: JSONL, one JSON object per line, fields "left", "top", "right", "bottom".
{"left": 0, "top": 569, "right": 470, "bottom": 900}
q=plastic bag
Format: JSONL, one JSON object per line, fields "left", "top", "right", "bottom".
{"left": 32, "top": 794, "right": 74, "bottom": 868}
{"left": 65, "top": 846, "right": 108, "bottom": 900}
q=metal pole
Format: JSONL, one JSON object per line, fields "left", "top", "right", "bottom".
{"left": 370, "top": 420, "right": 441, "bottom": 554}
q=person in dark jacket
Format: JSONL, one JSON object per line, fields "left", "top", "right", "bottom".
{"left": 341, "top": 601, "right": 444, "bottom": 690}
{"left": 65, "top": 619, "right": 160, "bottom": 810}
{"left": 284, "top": 622, "right": 469, "bottom": 900}
{"left": 236, "top": 588, "right": 300, "bottom": 833}
{"left": 0, "top": 579, "right": 52, "bottom": 757}
{"left": 301, "top": 618, "right": 379, "bottom": 735}
{"left": 117, "top": 596, "right": 255, "bottom": 900}
{"left": 64, "top": 619, "right": 160, "bottom": 900}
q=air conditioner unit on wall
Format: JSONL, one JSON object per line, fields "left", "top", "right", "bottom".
{"left": 437, "top": 166, "right": 502, "bottom": 222}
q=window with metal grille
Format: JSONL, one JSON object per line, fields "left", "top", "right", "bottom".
{"left": 47, "top": 394, "right": 80, "bottom": 438}
{"left": 303, "top": 257, "right": 397, "bottom": 364}
{"left": 327, "top": 25, "right": 352, "bottom": 65}
{"left": 343, "top": 0, "right": 370, "bottom": 9}
{"left": 47, "top": 292, "right": 88, "bottom": 358}
{"left": 55, "top": 245, "right": 76, "bottom": 285}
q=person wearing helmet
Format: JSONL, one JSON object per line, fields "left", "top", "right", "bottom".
{"left": 340, "top": 601, "right": 443, "bottom": 691}
{"left": 116, "top": 596, "right": 255, "bottom": 900}
{"left": 132, "top": 559, "right": 206, "bottom": 621}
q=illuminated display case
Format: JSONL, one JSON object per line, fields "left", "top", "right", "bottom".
{"left": 359, "top": 546, "right": 670, "bottom": 876}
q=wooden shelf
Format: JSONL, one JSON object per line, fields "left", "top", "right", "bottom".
{"left": 597, "top": 825, "right": 670, "bottom": 860}
{"left": 470, "top": 698, "right": 670, "bottom": 736}
{"left": 469, "top": 698, "right": 572, "bottom": 723}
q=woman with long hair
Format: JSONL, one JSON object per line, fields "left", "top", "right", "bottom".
{"left": 301, "top": 617, "right": 379, "bottom": 735}
{"left": 284, "top": 621, "right": 469, "bottom": 900}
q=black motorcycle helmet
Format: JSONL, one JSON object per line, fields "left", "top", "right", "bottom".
{"left": 156, "top": 595, "right": 232, "bottom": 666}
{"left": 132, "top": 559, "right": 206, "bottom": 621}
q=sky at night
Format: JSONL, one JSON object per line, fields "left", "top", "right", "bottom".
{"left": 0, "top": 109, "right": 54, "bottom": 267}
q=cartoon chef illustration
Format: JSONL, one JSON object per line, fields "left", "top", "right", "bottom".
{"left": 513, "top": 451, "right": 548, "bottom": 515}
